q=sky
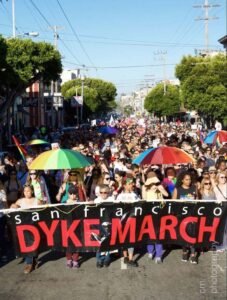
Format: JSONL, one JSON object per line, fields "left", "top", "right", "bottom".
{"left": 0, "top": 0, "right": 226, "bottom": 97}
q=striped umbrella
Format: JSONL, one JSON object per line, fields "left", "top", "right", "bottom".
{"left": 132, "top": 148, "right": 154, "bottom": 164}
{"left": 26, "top": 139, "right": 49, "bottom": 146}
{"left": 204, "top": 130, "right": 227, "bottom": 144}
{"left": 28, "top": 149, "right": 92, "bottom": 170}
{"left": 138, "top": 146, "right": 195, "bottom": 165}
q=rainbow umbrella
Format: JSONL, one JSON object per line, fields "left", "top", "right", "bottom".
{"left": 138, "top": 146, "right": 195, "bottom": 165}
{"left": 26, "top": 139, "right": 49, "bottom": 146}
{"left": 204, "top": 130, "right": 227, "bottom": 144}
{"left": 28, "top": 149, "right": 92, "bottom": 170}
{"left": 98, "top": 126, "right": 118, "bottom": 134}
{"left": 132, "top": 148, "right": 154, "bottom": 164}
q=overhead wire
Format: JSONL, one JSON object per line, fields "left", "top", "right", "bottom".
{"left": 56, "top": 0, "right": 96, "bottom": 69}
{"left": 62, "top": 60, "right": 178, "bottom": 70}
{"left": 28, "top": 0, "right": 83, "bottom": 66}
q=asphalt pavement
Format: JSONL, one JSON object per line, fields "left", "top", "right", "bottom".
{"left": 0, "top": 249, "right": 226, "bottom": 300}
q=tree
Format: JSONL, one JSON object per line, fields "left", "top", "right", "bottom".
{"left": 61, "top": 77, "right": 117, "bottom": 117}
{"left": 0, "top": 36, "right": 62, "bottom": 120}
{"left": 124, "top": 105, "right": 134, "bottom": 116}
{"left": 144, "top": 83, "right": 180, "bottom": 118}
{"left": 175, "top": 54, "right": 227, "bottom": 123}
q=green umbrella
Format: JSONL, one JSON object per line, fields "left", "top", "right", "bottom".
{"left": 28, "top": 149, "right": 92, "bottom": 170}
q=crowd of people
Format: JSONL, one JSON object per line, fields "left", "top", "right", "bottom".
{"left": 0, "top": 117, "right": 226, "bottom": 274}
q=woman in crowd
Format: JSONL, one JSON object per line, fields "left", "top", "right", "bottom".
{"left": 199, "top": 179, "right": 216, "bottom": 200}
{"left": 162, "top": 167, "right": 177, "bottom": 198}
{"left": 113, "top": 170, "right": 125, "bottom": 198}
{"left": 85, "top": 167, "right": 102, "bottom": 200}
{"left": 94, "top": 172, "right": 112, "bottom": 197}
{"left": 172, "top": 171, "right": 198, "bottom": 264}
{"left": 26, "top": 170, "right": 50, "bottom": 204}
{"left": 209, "top": 166, "right": 217, "bottom": 187}
{"left": 142, "top": 176, "right": 168, "bottom": 263}
{"left": 56, "top": 170, "right": 86, "bottom": 203}
{"left": 11, "top": 185, "right": 41, "bottom": 274}
{"left": 4, "top": 170, "right": 23, "bottom": 206}
{"left": 216, "top": 160, "right": 227, "bottom": 173}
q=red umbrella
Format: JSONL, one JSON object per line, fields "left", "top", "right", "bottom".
{"left": 140, "top": 146, "right": 195, "bottom": 165}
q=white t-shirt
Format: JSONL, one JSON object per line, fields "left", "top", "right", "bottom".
{"left": 94, "top": 196, "right": 115, "bottom": 203}
{"left": 215, "top": 122, "right": 222, "bottom": 131}
{"left": 116, "top": 192, "right": 140, "bottom": 202}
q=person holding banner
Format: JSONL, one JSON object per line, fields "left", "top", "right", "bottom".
{"left": 11, "top": 185, "right": 41, "bottom": 274}
{"left": 214, "top": 172, "right": 227, "bottom": 251}
{"left": 65, "top": 185, "right": 80, "bottom": 268}
{"left": 116, "top": 176, "right": 140, "bottom": 267}
{"left": 142, "top": 176, "right": 168, "bottom": 263}
{"left": 172, "top": 171, "right": 199, "bottom": 264}
{"left": 94, "top": 185, "right": 113, "bottom": 268}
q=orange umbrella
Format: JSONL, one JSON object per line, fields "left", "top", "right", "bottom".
{"left": 139, "top": 146, "right": 195, "bottom": 165}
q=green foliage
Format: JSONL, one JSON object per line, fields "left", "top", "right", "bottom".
{"left": 144, "top": 83, "right": 180, "bottom": 117}
{"left": 124, "top": 105, "right": 134, "bottom": 116}
{"left": 0, "top": 36, "right": 62, "bottom": 119}
{"left": 175, "top": 54, "right": 227, "bottom": 120}
{"left": 61, "top": 77, "right": 117, "bottom": 116}
{"left": 3, "top": 38, "right": 61, "bottom": 88}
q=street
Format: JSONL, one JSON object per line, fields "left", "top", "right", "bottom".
{"left": 0, "top": 249, "right": 226, "bottom": 300}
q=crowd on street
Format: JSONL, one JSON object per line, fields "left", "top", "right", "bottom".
{"left": 0, "top": 117, "right": 226, "bottom": 274}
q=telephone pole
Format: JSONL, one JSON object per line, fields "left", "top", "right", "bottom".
{"left": 12, "top": 0, "right": 16, "bottom": 37}
{"left": 49, "top": 25, "right": 63, "bottom": 50}
{"left": 194, "top": 0, "right": 220, "bottom": 51}
{"left": 154, "top": 50, "right": 167, "bottom": 94}
{"left": 49, "top": 26, "right": 63, "bottom": 128}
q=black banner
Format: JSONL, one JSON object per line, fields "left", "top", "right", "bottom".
{"left": 7, "top": 201, "right": 227, "bottom": 256}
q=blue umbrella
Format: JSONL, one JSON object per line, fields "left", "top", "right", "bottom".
{"left": 98, "top": 126, "right": 118, "bottom": 134}
{"left": 132, "top": 148, "right": 154, "bottom": 164}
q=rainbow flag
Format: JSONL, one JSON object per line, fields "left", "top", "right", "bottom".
{"left": 197, "top": 130, "right": 204, "bottom": 143}
{"left": 212, "top": 134, "right": 222, "bottom": 149}
{"left": 12, "top": 135, "right": 28, "bottom": 162}
{"left": 216, "top": 135, "right": 222, "bottom": 149}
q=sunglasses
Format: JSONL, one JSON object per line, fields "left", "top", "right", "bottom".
{"left": 100, "top": 191, "right": 108, "bottom": 194}
{"left": 204, "top": 182, "right": 211, "bottom": 185}
{"left": 69, "top": 173, "right": 77, "bottom": 176}
{"left": 209, "top": 171, "right": 216, "bottom": 174}
{"left": 29, "top": 173, "right": 37, "bottom": 175}
{"left": 220, "top": 176, "right": 227, "bottom": 179}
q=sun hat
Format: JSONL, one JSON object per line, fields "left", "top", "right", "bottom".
{"left": 144, "top": 177, "right": 160, "bottom": 186}
{"left": 209, "top": 166, "right": 217, "bottom": 172}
